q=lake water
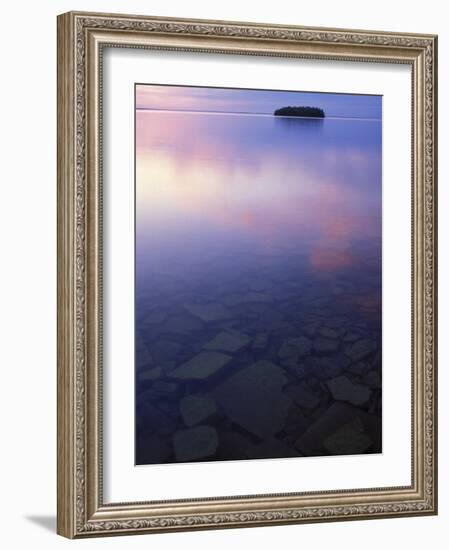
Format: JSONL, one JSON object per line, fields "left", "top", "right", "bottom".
{"left": 135, "top": 109, "right": 382, "bottom": 465}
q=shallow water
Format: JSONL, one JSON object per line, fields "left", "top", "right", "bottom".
{"left": 135, "top": 109, "right": 382, "bottom": 465}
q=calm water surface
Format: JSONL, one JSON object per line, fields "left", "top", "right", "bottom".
{"left": 135, "top": 110, "right": 382, "bottom": 465}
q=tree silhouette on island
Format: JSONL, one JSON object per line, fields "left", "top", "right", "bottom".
{"left": 274, "top": 106, "right": 325, "bottom": 118}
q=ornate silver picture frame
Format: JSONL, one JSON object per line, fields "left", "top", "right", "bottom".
{"left": 57, "top": 11, "right": 437, "bottom": 538}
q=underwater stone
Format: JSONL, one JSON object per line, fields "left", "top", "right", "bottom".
{"left": 363, "top": 370, "right": 382, "bottom": 389}
{"left": 347, "top": 360, "right": 370, "bottom": 376}
{"left": 150, "top": 339, "right": 182, "bottom": 362}
{"left": 202, "top": 330, "right": 251, "bottom": 353}
{"left": 295, "top": 402, "right": 364, "bottom": 454}
{"left": 138, "top": 366, "right": 163, "bottom": 382}
{"left": 141, "top": 309, "right": 168, "bottom": 326}
{"left": 173, "top": 426, "right": 218, "bottom": 461}
{"left": 305, "top": 356, "right": 348, "bottom": 379}
{"left": 326, "top": 375, "right": 372, "bottom": 406}
{"left": 170, "top": 351, "right": 232, "bottom": 380}
{"left": 213, "top": 360, "right": 291, "bottom": 439}
{"left": 179, "top": 394, "right": 217, "bottom": 427}
{"left": 136, "top": 399, "right": 179, "bottom": 436}
{"left": 184, "top": 302, "right": 232, "bottom": 322}
{"left": 319, "top": 327, "right": 340, "bottom": 339}
{"left": 345, "top": 338, "right": 378, "bottom": 361}
{"left": 323, "top": 418, "right": 372, "bottom": 454}
{"left": 313, "top": 337, "right": 339, "bottom": 355}
{"left": 136, "top": 434, "right": 172, "bottom": 464}
{"left": 252, "top": 333, "right": 269, "bottom": 351}
{"left": 285, "top": 383, "right": 321, "bottom": 410}
{"left": 278, "top": 336, "right": 312, "bottom": 359}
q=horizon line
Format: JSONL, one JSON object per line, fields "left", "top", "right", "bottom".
{"left": 136, "top": 107, "right": 381, "bottom": 122}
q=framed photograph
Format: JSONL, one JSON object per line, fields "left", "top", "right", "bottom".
{"left": 57, "top": 11, "right": 438, "bottom": 538}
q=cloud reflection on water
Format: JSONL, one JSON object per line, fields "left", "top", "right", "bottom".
{"left": 136, "top": 110, "right": 381, "bottom": 276}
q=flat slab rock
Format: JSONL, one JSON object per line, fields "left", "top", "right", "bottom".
{"left": 213, "top": 360, "right": 292, "bottom": 439}
{"left": 218, "top": 430, "right": 255, "bottom": 460}
{"left": 150, "top": 339, "right": 182, "bottom": 362}
{"left": 323, "top": 418, "right": 372, "bottom": 455}
{"left": 285, "top": 383, "right": 321, "bottom": 410}
{"left": 319, "top": 326, "right": 340, "bottom": 339}
{"left": 138, "top": 366, "right": 162, "bottom": 382}
{"left": 278, "top": 336, "right": 312, "bottom": 360}
{"left": 170, "top": 351, "right": 232, "bottom": 380}
{"left": 252, "top": 333, "right": 269, "bottom": 351}
{"left": 184, "top": 302, "right": 232, "bottom": 322}
{"left": 363, "top": 369, "right": 381, "bottom": 389}
{"left": 145, "top": 380, "right": 179, "bottom": 398}
{"left": 158, "top": 313, "right": 203, "bottom": 335}
{"left": 173, "top": 426, "right": 218, "bottom": 461}
{"left": 141, "top": 309, "right": 168, "bottom": 326}
{"left": 313, "top": 336, "right": 340, "bottom": 355}
{"left": 304, "top": 356, "right": 348, "bottom": 380}
{"left": 136, "top": 398, "right": 179, "bottom": 436}
{"left": 136, "top": 434, "right": 172, "bottom": 464}
{"left": 179, "top": 394, "right": 217, "bottom": 427}
{"left": 345, "top": 338, "right": 378, "bottom": 361}
{"left": 295, "top": 402, "right": 376, "bottom": 455}
{"left": 326, "top": 375, "right": 372, "bottom": 406}
{"left": 202, "top": 330, "right": 251, "bottom": 353}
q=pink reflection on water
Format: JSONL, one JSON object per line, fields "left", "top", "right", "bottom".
{"left": 136, "top": 109, "right": 381, "bottom": 275}
{"left": 310, "top": 246, "right": 356, "bottom": 272}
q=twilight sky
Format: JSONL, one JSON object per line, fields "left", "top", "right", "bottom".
{"left": 136, "top": 84, "right": 382, "bottom": 120}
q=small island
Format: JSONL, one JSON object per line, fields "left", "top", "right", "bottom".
{"left": 274, "top": 106, "right": 325, "bottom": 118}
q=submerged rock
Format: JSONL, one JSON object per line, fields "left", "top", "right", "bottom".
{"left": 363, "top": 370, "right": 382, "bottom": 389}
{"left": 345, "top": 338, "right": 378, "bottom": 361}
{"left": 347, "top": 360, "right": 370, "bottom": 376}
{"left": 136, "top": 399, "right": 179, "bottom": 436}
{"left": 135, "top": 344, "right": 154, "bottom": 369}
{"left": 179, "top": 394, "right": 217, "bottom": 427}
{"left": 323, "top": 418, "right": 372, "bottom": 455}
{"left": 285, "top": 383, "right": 321, "bottom": 410}
{"left": 295, "top": 402, "right": 371, "bottom": 455}
{"left": 218, "top": 431, "right": 254, "bottom": 460}
{"left": 313, "top": 337, "right": 339, "bottom": 355}
{"left": 278, "top": 336, "right": 312, "bottom": 360}
{"left": 141, "top": 309, "right": 168, "bottom": 326}
{"left": 136, "top": 434, "right": 172, "bottom": 464}
{"left": 303, "top": 322, "right": 321, "bottom": 337}
{"left": 150, "top": 339, "right": 182, "bottom": 363}
{"left": 138, "top": 366, "right": 162, "bottom": 382}
{"left": 343, "top": 330, "right": 363, "bottom": 343}
{"left": 252, "top": 333, "right": 269, "bottom": 351}
{"left": 326, "top": 375, "right": 372, "bottom": 406}
{"left": 169, "top": 351, "right": 232, "bottom": 380}
{"left": 170, "top": 351, "right": 232, "bottom": 380}
{"left": 184, "top": 302, "right": 232, "bottom": 322}
{"left": 305, "top": 355, "right": 348, "bottom": 379}
{"left": 202, "top": 330, "right": 251, "bottom": 353}
{"left": 158, "top": 313, "right": 203, "bottom": 335}
{"left": 146, "top": 380, "right": 179, "bottom": 398}
{"left": 213, "top": 360, "right": 291, "bottom": 438}
{"left": 173, "top": 426, "right": 218, "bottom": 461}
{"left": 319, "top": 327, "right": 340, "bottom": 339}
